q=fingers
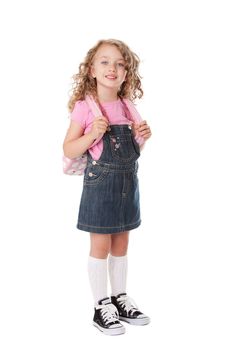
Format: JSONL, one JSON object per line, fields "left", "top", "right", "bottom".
{"left": 93, "top": 116, "right": 109, "bottom": 127}
{"left": 139, "top": 120, "right": 147, "bottom": 126}
{"left": 91, "top": 116, "right": 110, "bottom": 138}
{"left": 134, "top": 120, "right": 147, "bottom": 131}
{"left": 140, "top": 130, "right": 152, "bottom": 139}
{"left": 94, "top": 116, "right": 109, "bottom": 124}
{"left": 135, "top": 121, "right": 152, "bottom": 139}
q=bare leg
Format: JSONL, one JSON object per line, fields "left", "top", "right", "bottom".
{"left": 90, "top": 233, "right": 111, "bottom": 258}
{"left": 110, "top": 231, "right": 129, "bottom": 256}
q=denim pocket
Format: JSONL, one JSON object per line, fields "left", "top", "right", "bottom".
{"left": 84, "top": 165, "right": 109, "bottom": 186}
{"left": 110, "top": 134, "right": 139, "bottom": 162}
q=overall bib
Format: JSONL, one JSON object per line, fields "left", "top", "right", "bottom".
{"left": 77, "top": 124, "right": 141, "bottom": 234}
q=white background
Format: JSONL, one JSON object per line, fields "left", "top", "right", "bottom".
{"left": 0, "top": 0, "right": 232, "bottom": 349}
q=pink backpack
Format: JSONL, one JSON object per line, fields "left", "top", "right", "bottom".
{"left": 63, "top": 95, "right": 144, "bottom": 175}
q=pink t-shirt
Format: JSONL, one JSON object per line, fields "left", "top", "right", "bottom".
{"left": 70, "top": 99, "right": 132, "bottom": 160}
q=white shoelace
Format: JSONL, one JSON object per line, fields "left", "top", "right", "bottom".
{"left": 96, "top": 303, "right": 119, "bottom": 325}
{"left": 117, "top": 295, "right": 139, "bottom": 316}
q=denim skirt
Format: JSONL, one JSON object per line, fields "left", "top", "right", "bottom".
{"left": 77, "top": 124, "right": 141, "bottom": 234}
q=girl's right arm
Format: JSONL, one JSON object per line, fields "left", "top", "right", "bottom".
{"left": 63, "top": 116, "right": 109, "bottom": 159}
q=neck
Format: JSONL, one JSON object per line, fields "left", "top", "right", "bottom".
{"left": 97, "top": 86, "right": 119, "bottom": 103}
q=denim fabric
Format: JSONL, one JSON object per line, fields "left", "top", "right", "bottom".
{"left": 77, "top": 125, "right": 141, "bottom": 234}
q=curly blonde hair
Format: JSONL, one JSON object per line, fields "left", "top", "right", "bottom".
{"left": 67, "top": 39, "right": 143, "bottom": 113}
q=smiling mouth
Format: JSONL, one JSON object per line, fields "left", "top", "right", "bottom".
{"left": 105, "top": 75, "right": 117, "bottom": 80}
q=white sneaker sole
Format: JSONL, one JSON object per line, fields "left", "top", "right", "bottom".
{"left": 119, "top": 316, "right": 150, "bottom": 326}
{"left": 93, "top": 322, "right": 126, "bottom": 335}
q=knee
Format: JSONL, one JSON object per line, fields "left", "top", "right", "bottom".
{"left": 111, "top": 246, "right": 128, "bottom": 256}
{"left": 91, "top": 246, "right": 110, "bottom": 259}
{"left": 111, "top": 234, "right": 129, "bottom": 256}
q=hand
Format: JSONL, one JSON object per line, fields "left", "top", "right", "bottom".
{"left": 133, "top": 121, "right": 152, "bottom": 140}
{"left": 90, "top": 116, "right": 109, "bottom": 140}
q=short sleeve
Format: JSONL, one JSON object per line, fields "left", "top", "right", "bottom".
{"left": 70, "top": 100, "right": 89, "bottom": 129}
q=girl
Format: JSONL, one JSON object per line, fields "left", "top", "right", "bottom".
{"left": 63, "top": 39, "right": 152, "bottom": 335}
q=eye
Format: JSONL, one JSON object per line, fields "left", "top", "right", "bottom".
{"left": 101, "top": 61, "right": 108, "bottom": 65}
{"left": 117, "top": 63, "right": 125, "bottom": 67}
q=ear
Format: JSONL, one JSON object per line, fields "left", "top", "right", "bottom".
{"left": 90, "top": 65, "right": 96, "bottom": 78}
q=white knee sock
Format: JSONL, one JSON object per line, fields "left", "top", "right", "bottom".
{"left": 108, "top": 254, "right": 128, "bottom": 296}
{"left": 88, "top": 256, "right": 108, "bottom": 303}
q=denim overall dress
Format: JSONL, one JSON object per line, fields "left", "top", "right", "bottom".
{"left": 77, "top": 124, "right": 141, "bottom": 234}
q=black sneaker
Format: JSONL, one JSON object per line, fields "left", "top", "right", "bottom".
{"left": 111, "top": 293, "right": 150, "bottom": 326}
{"left": 93, "top": 297, "right": 125, "bottom": 335}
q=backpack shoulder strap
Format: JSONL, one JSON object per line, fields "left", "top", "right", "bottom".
{"left": 121, "top": 98, "right": 143, "bottom": 124}
{"left": 121, "top": 98, "right": 145, "bottom": 146}
{"left": 85, "top": 95, "right": 107, "bottom": 147}
{"left": 85, "top": 94, "right": 102, "bottom": 117}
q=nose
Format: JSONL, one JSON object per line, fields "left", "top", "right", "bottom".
{"left": 108, "top": 63, "right": 116, "bottom": 72}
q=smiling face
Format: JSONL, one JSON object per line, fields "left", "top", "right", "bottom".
{"left": 90, "top": 44, "right": 127, "bottom": 99}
